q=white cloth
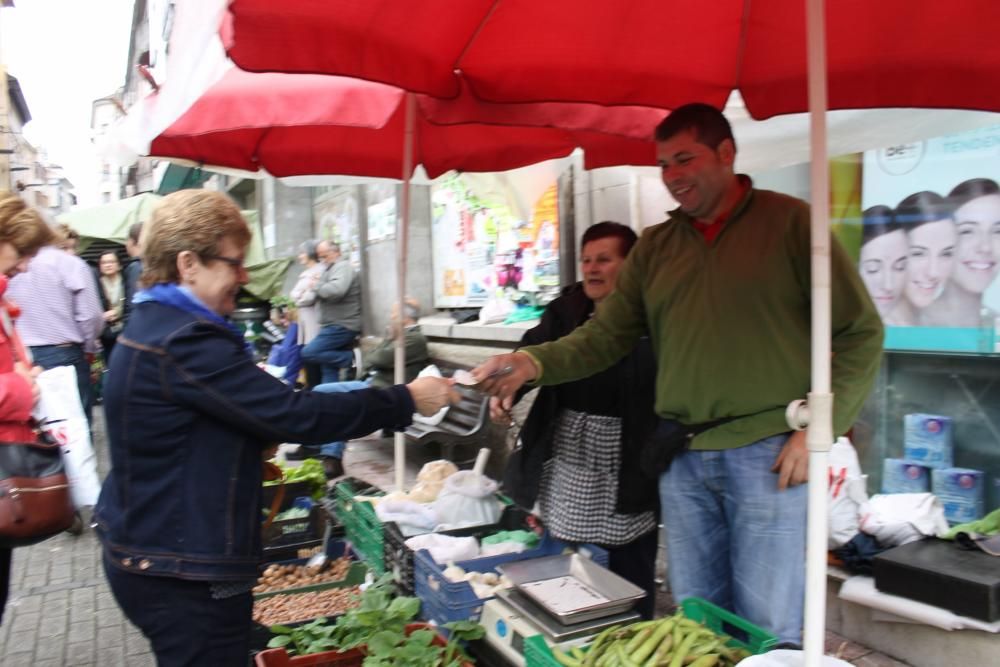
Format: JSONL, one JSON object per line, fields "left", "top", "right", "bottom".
{"left": 290, "top": 262, "right": 324, "bottom": 345}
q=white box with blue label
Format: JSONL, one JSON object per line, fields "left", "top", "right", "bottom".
{"left": 903, "top": 413, "right": 953, "bottom": 469}
{"left": 931, "top": 467, "right": 985, "bottom": 525}
{"left": 881, "top": 458, "right": 931, "bottom": 494}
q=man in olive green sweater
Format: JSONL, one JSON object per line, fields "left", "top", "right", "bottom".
{"left": 474, "top": 104, "right": 883, "bottom": 644}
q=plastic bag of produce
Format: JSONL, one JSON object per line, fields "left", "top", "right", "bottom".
{"left": 407, "top": 459, "right": 459, "bottom": 503}
{"left": 404, "top": 533, "right": 479, "bottom": 563}
{"left": 375, "top": 498, "right": 438, "bottom": 536}
{"left": 432, "top": 470, "right": 501, "bottom": 530}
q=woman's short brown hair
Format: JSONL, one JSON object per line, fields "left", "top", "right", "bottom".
{"left": 141, "top": 190, "right": 251, "bottom": 287}
{"left": 0, "top": 192, "right": 54, "bottom": 255}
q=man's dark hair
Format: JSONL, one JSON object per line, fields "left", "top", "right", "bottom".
{"left": 653, "top": 103, "right": 736, "bottom": 151}
{"left": 127, "top": 221, "right": 143, "bottom": 244}
{"left": 581, "top": 221, "right": 639, "bottom": 257}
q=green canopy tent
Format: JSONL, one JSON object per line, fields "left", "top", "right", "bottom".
{"left": 56, "top": 195, "right": 290, "bottom": 302}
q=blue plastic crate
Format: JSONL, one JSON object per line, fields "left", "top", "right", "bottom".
{"left": 413, "top": 535, "right": 609, "bottom": 615}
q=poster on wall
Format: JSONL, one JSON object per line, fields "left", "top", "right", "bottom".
{"left": 313, "top": 189, "right": 361, "bottom": 268}
{"left": 851, "top": 124, "right": 1000, "bottom": 352}
{"left": 366, "top": 182, "right": 397, "bottom": 243}
{"left": 431, "top": 174, "right": 559, "bottom": 308}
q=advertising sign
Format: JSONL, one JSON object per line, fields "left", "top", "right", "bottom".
{"left": 854, "top": 125, "right": 1000, "bottom": 352}
{"left": 431, "top": 174, "right": 559, "bottom": 308}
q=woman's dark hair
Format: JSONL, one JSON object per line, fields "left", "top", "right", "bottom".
{"left": 860, "top": 205, "right": 898, "bottom": 245}
{"left": 653, "top": 102, "right": 735, "bottom": 151}
{"left": 893, "top": 191, "right": 951, "bottom": 230}
{"left": 299, "top": 240, "right": 319, "bottom": 262}
{"left": 581, "top": 221, "right": 639, "bottom": 257}
{"left": 948, "top": 178, "right": 1000, "bottom": 207}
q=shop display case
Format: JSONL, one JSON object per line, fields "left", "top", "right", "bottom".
{"left": 854, "top": 350, "right": 1000, "bottom": 513}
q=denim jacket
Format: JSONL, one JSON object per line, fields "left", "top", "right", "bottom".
{"left": 95, "top": 301, "right": 415, "bottom": 581}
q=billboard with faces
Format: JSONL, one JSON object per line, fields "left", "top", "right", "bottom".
{"left": 857, "top": 124, "right": 1000, "bottom": 352}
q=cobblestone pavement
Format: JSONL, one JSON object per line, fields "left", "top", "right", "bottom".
{"left": 0, "top": 408, "right": 155, "bottom": 667}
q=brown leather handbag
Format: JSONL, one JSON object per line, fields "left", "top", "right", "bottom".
{"left": 0, "top": 432, "right": 75, "bottom": 547}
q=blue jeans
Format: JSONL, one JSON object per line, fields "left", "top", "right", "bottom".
{"left": 659, "top": 433, "right": 807, "bottom": 644}
{"left": 311, "top": 379, "right": 371, "bottom": 458}
{"left": 103, "top": 555, "right": 252, "bottom": 666}
{"left": 301, "top": 324, "right": 358, "bottom": 384}
{"left": 30, "top": 344, "right": 92, "bottom": 425}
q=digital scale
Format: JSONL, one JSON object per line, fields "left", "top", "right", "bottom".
{"left": 480, "top": 587, "right": 642, "bottom": 666}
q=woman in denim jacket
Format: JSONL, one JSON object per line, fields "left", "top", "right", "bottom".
{"left": 94, "top": 190, "right": 456, "bottom": 666}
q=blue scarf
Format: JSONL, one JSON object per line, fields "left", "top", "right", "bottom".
{"left": 133, "top": 283, "right": 252, "bottom": 357}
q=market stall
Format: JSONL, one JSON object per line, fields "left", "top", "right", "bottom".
{"left": 251, "top": 459, "right": 781, "bottom": 667}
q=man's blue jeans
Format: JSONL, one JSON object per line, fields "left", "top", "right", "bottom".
{"left": 311, "top": 380, "right": 371, "bottom": 458}
{"left": 30, "top": 344, "right": 92, "bottom": 425}
{"left": 301, "top": 324, "right": 358, "bottom": 384}
{"left": 659, "top": 433, "right": 807, "bottom": 644}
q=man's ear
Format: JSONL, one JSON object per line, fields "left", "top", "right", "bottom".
{"left": 717, "top": 138, "right": 736, "bottom": 167}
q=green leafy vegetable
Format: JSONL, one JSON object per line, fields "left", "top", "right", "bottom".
{"left": 265, "top": 574, "right": 482, "bottom": 665}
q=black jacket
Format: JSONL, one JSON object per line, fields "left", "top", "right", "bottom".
{"left": 503, "top": 283, "right": 659, "bottom": 516}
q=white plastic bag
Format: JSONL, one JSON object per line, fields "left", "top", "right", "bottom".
{"left": 374, "top": 499, "right": 438, "bottom": 536}
{"left": 411, "top": 365, "right": 450, "bottom": 426}
{"left": 404, "top": 533, "right": 480, "bottom": 563}
{"left": 407, "top": 459, "right": 459, "bottom": 503}
{"left": 478, "top": 292, "right": 514, "bottom": 325}
{"left": 32, "top": 365, "right": 101, "bottom": 508}
{"left": 859, "top": 492, "right": 949, "bottom": 547}
{"left": 828, "top": 437, "right": 869, "bottom": 549}
{"left": 432, "top": 470, "right": 502, "bottom": 530}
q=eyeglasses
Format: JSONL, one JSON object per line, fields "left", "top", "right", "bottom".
{"left": 201, "top": 254, "right": 245, "bottom": 271}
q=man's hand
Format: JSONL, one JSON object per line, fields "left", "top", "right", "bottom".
{"left": 406, "top": 376, "right": 460, "bottom": 416}
{"left": 103, "top": 309, "right": 118, "bottom": 322}
{"left": 14, "top": 361, "right": 42, "bottom": 406}
{"left": 772, "top": 429, "right": 809, "bottom": 490}
{"left": 489, "top": 396, "right": 515, "bottom": 425}
{"left": 472, "top": 352, "right": 537, "bottom": 401}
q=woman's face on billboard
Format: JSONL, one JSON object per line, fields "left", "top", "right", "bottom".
{"left": 905, "top": 219, "right": 955, "bottom": 309}
{"left": 953, "top": 193, "right": 1000, "bottom": 294}
{"left": 860, "top": 229, "right": 908, "bottom": 316}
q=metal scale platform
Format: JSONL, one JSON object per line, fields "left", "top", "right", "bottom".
{"left": 480, "top": 587, "right": 642, "bottom": 666}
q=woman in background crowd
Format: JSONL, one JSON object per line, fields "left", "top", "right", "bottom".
{"left": 894, "top": 191, "right": 956, "bottom": 327}
{"left": 96, "top": 251, "right": 126, "bottom": 363}
{"left": 858, "top": 205, "right": 912, "bottom": 326}
{"left": 94, "top": 190, "right": 457, "bottom": 665}
{"left": 496, "top": 221, "right": 660, "bottom": 618}
{"left": 0, "top": 192, "right": 54, "bottom": 625}
{"left": 937, "top": 178, "right": 1000, "bottom": 327}
{"left": 290, "top": 240, "right": 324, "bottom": 387}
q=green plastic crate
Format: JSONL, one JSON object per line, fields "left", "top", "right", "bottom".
{"left": 523, "top": 596, "right": 777, "bottom": 667}
{"left": 331, "top": 479, "right": 385, "bottom": 574}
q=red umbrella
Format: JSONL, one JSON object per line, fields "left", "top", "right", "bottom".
{"left": 148, "top": 70, "right": 660, "bottom": 179}
{"left": 224, "top": 0, "right": 1000, "bottom": 119}
{"left": 221, "top": 2, "right": 1000, "bottom": 663}
{"left": 124, "top": 0, "right": 668, "bottom": 495}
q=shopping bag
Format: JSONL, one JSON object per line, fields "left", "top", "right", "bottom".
{"left": 828, "top": 437, "right": 869, "bottom": 549}
{"left": 32, "top": 365, "right": 101, "bottom": 508}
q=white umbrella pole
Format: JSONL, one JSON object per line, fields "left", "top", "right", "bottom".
{"left": 803, "top": 1, "right": 833, "bottom": 665}
{"left": 393, "top": 92, "right": 417, "bottom": 493}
